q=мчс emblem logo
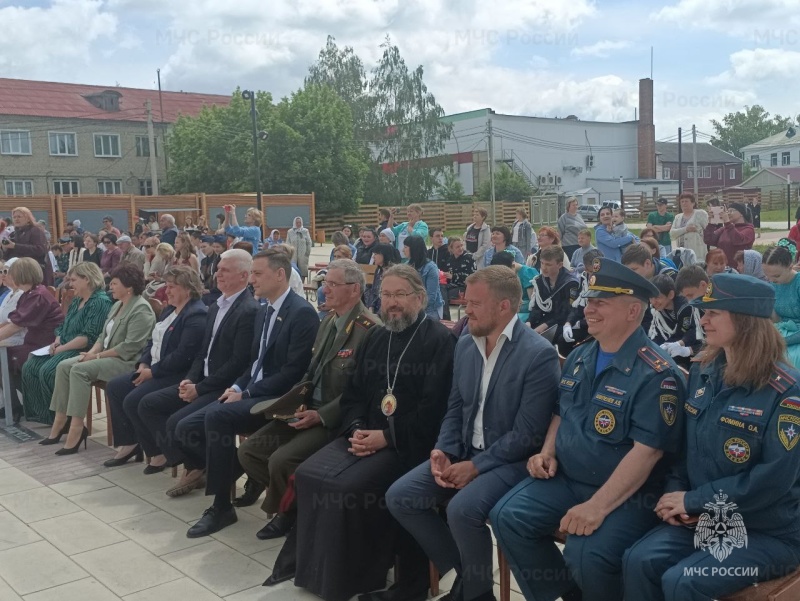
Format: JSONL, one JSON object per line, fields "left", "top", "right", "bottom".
{"left": 723, "top": 437, "right": 750, "bottom": 463}
{"left": 594, "top": 409, "right": 615, "bottom": 435}
{"left": 694, "top": 490, "right": 748, "bottom": 563}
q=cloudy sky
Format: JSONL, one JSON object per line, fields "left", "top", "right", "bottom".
{"left": 2, "top": 0, "right": 799, "bottom": 143}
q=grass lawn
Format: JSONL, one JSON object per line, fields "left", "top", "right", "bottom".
{"left": 760, "top": 208, "right": 796, "bottom": 222}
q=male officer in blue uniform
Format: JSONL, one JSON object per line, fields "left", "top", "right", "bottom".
{"left": 623, "top": 273, "right": 800, "bottom": 601}
{"left": 490, "top": 258, "right": 687, "bottom": 601}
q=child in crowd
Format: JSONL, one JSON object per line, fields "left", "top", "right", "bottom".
{"left": 490, "top": 250, "right": 538, "bottom": 322}
{"left": 674, "top": 264, "right": 709, "bottom": 302}
{"left": 648, "top": 273, "right": 698, "bottom": 368}
{"left": 704, "top": 248, "right": 730, "bottom": 276}
{"left": 612, "top": 208, "right": 634, "bottom": 254}
{"left": 562, "top": 248, "right": 603, "bottom": 352}
{"left": 570, "top": 229, "right": 596, "bottom": 274}
{"left": 528, "top": 245, "right": 580, "bottom": 351}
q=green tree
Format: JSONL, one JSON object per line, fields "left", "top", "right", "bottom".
{"left": 436, "top": 169, "right": 466, "bottom": 200}
{"left": 265, "top": 85, "right": 369, "bottom": 214}
{"left": 710, "top": 105, "right": 796, "bottom": 157}
{"left": 366, "top": 37, "right": 453, "bottom": 205}
{"left": 477, "top": 165, "right": 533, "bottom": 202}
{"left": 165, "top": 87, "right": 369, "bottom": 215}
{"left": 166, "top": 89, "right": 272, "bottom": 194}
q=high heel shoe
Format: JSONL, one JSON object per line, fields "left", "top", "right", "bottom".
{"left": 103, "top": 446, "right": 144, "bottom": 467}
{"left": 55, "top": 427, "right": 89, "bottom": 456}
{"left": 39, "top": 418, "right": 73, "bottom": 445}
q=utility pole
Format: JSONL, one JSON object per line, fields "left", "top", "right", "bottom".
{"left": 241, "top": 90, "right": 263, "bottom": 213}
{"left": 692, "top": 124, "right": 698, "bottom": 197}
{"left": 677, "top": 128, "right": 683, "bottom": 195}
{"left": 488, "top": 118, "right": 496, "bottom": 224}
{"left": 145, "top": 100, "right": 159, "bottom": 195}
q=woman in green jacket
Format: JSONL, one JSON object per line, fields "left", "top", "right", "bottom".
{"left": 44, "top": 264, "right": 156, "bottom": 455}
{"left": 22, "top": 262, "right": 112, "bottom": 425}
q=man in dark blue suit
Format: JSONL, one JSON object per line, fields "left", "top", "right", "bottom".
{"left": 181, "top": 248, "right": 319, "bottom": 538}
{"left": 386, "top": 266, "right": 560, "bottom": 601}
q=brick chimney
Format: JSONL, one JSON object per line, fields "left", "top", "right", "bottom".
{"left": 637, "top": 78, "right": 655, "bottom": 179}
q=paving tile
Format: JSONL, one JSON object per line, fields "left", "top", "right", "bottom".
{"left": 139, "top": 489, "right": 212, "bottom": 523}
{"left": 70, "top": 487, "right": 157, "bottom": 524}
{"left": 30, "top": 511, "right": 127, "bottom": 555}
{"left": 122, "top": 577, "right": 222, "bottom": 601}
{"left": 249, "top": 544, "right": 282, "bottom": 570}
{"left": 72, "top": 540, "right": 182, "bottom": 596}
{"left": 224, "top": 582, "right": 320, "bottom": 601}
{"left": 22, "top": 577, "right": 122, "bottom": 601}
{"left": 50, "top": 476, "right": 115, "bottom": 497}
{"left": 0, "top": 487, "right": 81, "bottom": 523}
{"left": 110, "top": 511, "right": 208, "bottom": 556}
{"left": 0, "top": 467, "right": 42, "bottom": 496}
{"left": 210, "top": 510, "right": 284, "bottom": 556}
{"left": 0, "top": 575, "right": 22, "bottom": 601}
{"left": 0, "top": 540, "right": 87, "bottom": 595}
{"left": 0, "top": 511, "right": 42, "bottom": 551}
{"left": 0, "top": 457, "right": 10, "bottom": 469}
{"left": 163, "top": 541, "right": 267, "bottom": 597}
{"left": 100, "top": 464, "right": 175, "bottom": 497}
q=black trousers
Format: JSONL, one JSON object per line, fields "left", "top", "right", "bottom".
{"left": 106, "top": 372, "right": 185, "bottom": 451}
{"left": 173, "top": 396, "right": 267, "bottom": 497}
{"left": 137, "top": 384, "right": 222, "bottom": 468}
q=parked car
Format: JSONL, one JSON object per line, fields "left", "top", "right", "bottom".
{"left": 578, "top": 205, "right": 599, "bottom": 221}
{"left": 601, "top": 200, "right": 621, "bottom": 211}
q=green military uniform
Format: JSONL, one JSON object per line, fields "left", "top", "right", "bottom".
{"left": 238, "top": 301, "right": 381, "bottom": 514}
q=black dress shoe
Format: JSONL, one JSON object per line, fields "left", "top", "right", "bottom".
{"left": 186, "top": 505, "right": 238, "bottom": 538}
{"left": 233, "top": 477, "right": 264, "bottom": 507}
{"left": 263, "top": 527, "right": 297, "bottom": 586}
{"left": 256, "top": 513, "right": 295, "bottom": 540}
{"left": 143, "top": 463, "right": 166, "bottom": 475}
{"left": 103, "top": 446, "right": 144, "bottom": 467}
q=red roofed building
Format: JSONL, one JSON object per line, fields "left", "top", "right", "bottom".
{"left": 0, "top": 78, "right": 230, "bottom": 197}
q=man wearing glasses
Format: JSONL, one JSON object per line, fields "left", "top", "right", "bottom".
{"left": 237, "top": 259, "right": 381, "bottom": 575}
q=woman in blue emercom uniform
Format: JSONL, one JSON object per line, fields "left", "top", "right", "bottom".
{"left": 624, "top": 273, "right": 800, "bottom": 601}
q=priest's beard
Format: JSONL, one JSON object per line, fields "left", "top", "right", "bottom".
{"left": 382, "top": 310, "right": 417, "bottom": 332}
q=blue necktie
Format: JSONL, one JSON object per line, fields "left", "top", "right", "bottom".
{"left": 249, "top": 305, "right": 275, "bottom": 386}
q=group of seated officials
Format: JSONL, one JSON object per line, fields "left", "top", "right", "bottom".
{"left": 2, "top": 216, "right": 799, "bottom": 601}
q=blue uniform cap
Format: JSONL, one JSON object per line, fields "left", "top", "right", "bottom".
{"left": 690, "top": 273, "right": 774, "bottom": 318}
{"left": 582, "top": 257, "right": 660, "bottom": 303}
{"left": 212, "top": 235, "right": 226, "bottom": 245}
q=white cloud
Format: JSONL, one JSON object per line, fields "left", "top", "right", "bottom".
{"left": 653, "top": 0, "right": 800, "bottom": 37}
{"left": 571, "top": 40, "right": 631, "bottom": 57}
{"left": 0, "top": 0, "right": 117, "bottom": 74}
{"left": 709, "top": 48, "right": 800, "bottom": 84}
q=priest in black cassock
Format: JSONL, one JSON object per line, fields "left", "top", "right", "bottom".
{"left": 291, "top": 263, "right": 455, "bottom": 601}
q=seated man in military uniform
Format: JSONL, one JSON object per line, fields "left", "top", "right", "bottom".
{"left": 490, "top": 258, "right": 687, "bottom": 601}
{"left": 237, "top": 259, "right": 381, "bottom": 552}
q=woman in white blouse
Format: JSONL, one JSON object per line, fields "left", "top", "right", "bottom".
{"left": 103, "top": 266, "right": 207, "bottom": 470}
{"left": 669, "top": 192, "right": 709, "bottom": 260}
{"left": 0, "top": 258, "right": 26, "bottom": 347}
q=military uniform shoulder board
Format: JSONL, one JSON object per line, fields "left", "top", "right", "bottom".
{"left": 638, "top": 346, "right": 670, "bottom": 373}
{"left": 770, "top": 365, "right": 797, "bottom": 394}
{"left": 355, "top": 313, "right": 378, "bottom": 330}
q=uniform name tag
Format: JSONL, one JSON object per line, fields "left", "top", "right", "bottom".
{"left": 719, "top": 415, "right": 759, "bottom": 434}
{"left": 593, "top": 393, "right": 624, "bottom": 409}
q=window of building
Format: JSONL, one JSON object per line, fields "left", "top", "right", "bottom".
{"left": 730, "top": 168, "right": 736, "bottom": 180}
{"left": 93, "top": 133, "right": 121, "bottom": 157}
{"left": 135, "top": 135, "right": 157, "bottom": 157}
{"left": 687, "top": 167, "right": 693, "bottom": 178}
{"left": 4, "top": 180, "right": 33, "bottom": 196}
{"left": 97, "top": 180, "right": 122, "bottom": 194}
{"left": 700, "top": 166, "right": 711, "bottom": 178}
{"left": 718, "top": 168, "right": 723, "bottom": 180}
{"left": 139, "top": 179, "right": 153, "bottom": 196}
{"left": 0, "top": 130, "right": 31, "bottom": 155}
{"left": 750, "top": 155, "right": 760, "bottom": 168}
{"left": 662, "top": 167, "right": 671, "bottom": 179}
{"left": 48, "top": 132, "right": 77, "bottom": 156}
{"left": 53, "top": 180, "right": 80, "bottom": 196}
{"left": 783, "top": 151, "right": 791, "bottom": 166}
{"left": 771, "top": 153, "right": 778, "bottom": 166}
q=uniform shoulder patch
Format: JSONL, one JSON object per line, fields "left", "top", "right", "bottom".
{"left": 779, "top": 397, "right": 800, "bottom": 412}
{"left": 638, "top": 346, "right": 670, "bottom": 373}
{"left": 770, "top": 366, "right": 797, "bottom": 394}
{"left": 355, "top": 313, "right": 378, "bottom": 330}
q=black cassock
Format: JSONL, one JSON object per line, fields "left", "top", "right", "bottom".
{"left": 294, "top": 314, "right": 455, "bottom": 601}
